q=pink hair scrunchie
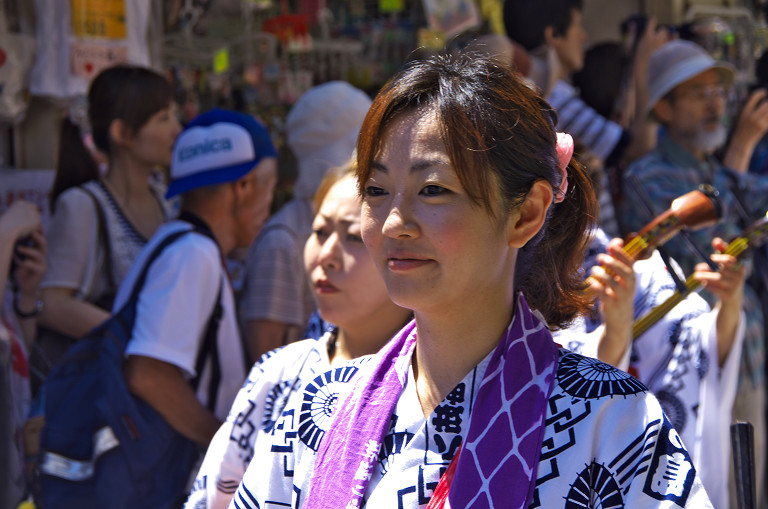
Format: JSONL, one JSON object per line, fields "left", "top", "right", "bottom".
{"left": 554, "top": 132, "right": 572, "bottom": 203}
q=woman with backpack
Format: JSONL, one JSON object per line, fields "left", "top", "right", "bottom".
{"left": 34, "top": 65, "right": 180, "bottom": 388}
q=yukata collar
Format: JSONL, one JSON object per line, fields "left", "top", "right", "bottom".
{"left": 304, "top": 293, "right": 559, "bottom": 509}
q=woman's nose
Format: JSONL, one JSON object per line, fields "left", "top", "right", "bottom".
{"left": 382, "top": 206, "right": 418, "bottom": 239}
{"left": 318, "top": 233, "right": 342, "bottom": 268}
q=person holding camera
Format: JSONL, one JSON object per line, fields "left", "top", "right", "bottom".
{"left": 0, "top": 199, "right": 47, "bottom": 508}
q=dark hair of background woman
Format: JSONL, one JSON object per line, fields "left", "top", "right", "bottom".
{"left": 51, "top": 65, "right": 174, "bottom": 211}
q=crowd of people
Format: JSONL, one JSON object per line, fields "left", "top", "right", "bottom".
{"left": 3, "top": 0, "right": 768, "bottom": 507}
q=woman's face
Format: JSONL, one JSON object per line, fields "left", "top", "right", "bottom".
{"left": 304, "top": 175, "right": 396, "bottom": 329}
{"left": 361, "top": 108, "right": 520, "bottom": 315}
{"left": 127, "top": 103, "right": 182, "bottom": 167}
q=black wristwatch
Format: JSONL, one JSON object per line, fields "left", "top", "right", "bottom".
{"left": 14, "top": 293, "right": 43, "bottom": 319}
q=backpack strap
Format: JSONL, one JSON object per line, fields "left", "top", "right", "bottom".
{"left": 121, "top": 214, "right": 224, "bottom": 411}
{"left": 170, "top": 211, "right": 224, "bottom": 413}
{"left": 80, "top": 185, "right": 117, "bottom": 303}
{"left": 111, "top": 225, "right": 206, "bottom": 354}
{"left": 190, "top": 282, "right": 222, "bottom": 413}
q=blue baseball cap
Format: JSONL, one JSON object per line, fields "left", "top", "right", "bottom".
{"left": 167, "top": 109, "right": 277, "bottom": 198}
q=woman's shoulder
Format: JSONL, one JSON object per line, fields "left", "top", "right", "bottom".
{"left": 54, "top": 183, "right": 98, "bottom": 210}
{"left": 245, "top": 336, "right": 334, "bottom": 386}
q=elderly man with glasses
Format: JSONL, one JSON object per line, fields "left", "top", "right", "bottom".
{"left": 622, "top": 38, "right": 768, "bottom": 509}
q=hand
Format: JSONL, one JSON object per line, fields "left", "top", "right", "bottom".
{"left": 0, "top": 200, "right": 41, "bottom": 240}
{"left": 632, "top": 18, "right": 673, "bottom": 73}
{"left": 693, "top": 237, "right": 745, "bottom": 304}
{"left": 725, "top": 89, "right": 768, "bottom": 172}
{"left": 589, "top": 238, "right": 637, "bottom": 323}
{"left": 14, "top": 229, "right": 47, "bottom": 297}
{"left": 590, "top": 238, "right": 637, "bottom": 367}
{"left": 697, "top": 237, "right": 746, "bottom": 365}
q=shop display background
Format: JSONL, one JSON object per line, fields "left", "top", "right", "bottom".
{"left": 1, "top": 0, "right": 766, "bottom": 209}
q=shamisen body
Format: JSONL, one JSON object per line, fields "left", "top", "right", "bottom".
{"left": 228, "top": 52, "right": 713, "bottom": 509}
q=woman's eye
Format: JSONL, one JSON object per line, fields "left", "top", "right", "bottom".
{"left": 347, "top": 233, "right": 364, "bottom": 243}
{"left": 312, "top": 228, "right": 329, "bottom": 239}
{"left": 421, "top": 184, "right": 447, "bottom": 196}
{"left": 363, "top": 185, "right": 386, "bottom": 197}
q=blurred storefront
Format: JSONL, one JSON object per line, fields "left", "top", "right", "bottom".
{"left": 2, "top": 0, "right": 768, "bottom": 216}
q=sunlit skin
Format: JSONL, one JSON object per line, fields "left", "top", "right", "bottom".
{"left": 361, "top": 108, "right": 520, "bottom": 320}
{"left": 233, "top": 158, "right": 277, "bottom": 248}
{"left": 124, "top": 104, "right": 183, "bottom": 167}
{"left": 360, "top": 107, "right": 553, "bottom": 415}
{"left": 304, "top": 174, "right": 410, "bottom": 362}
{"left": 547, "top": 7, "right": 588, "bottom": 76}
{"left": 653, "top": 69, "right": 727, "bottom": 158}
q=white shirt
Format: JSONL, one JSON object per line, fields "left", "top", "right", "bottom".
{"left": 115, "top": 219, "right": 246, "bottom": 420}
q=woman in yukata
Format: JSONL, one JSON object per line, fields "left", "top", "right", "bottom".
{"left": 185, "top": 162, "right": 413, "bottom": 509}
{"left": 559, "top": 227, "right": 745, "bottom": 509}
{"left": 228, "top": 52, "right": 713, "bottom": 508}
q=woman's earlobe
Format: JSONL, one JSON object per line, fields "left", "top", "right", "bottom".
{"left": 507, "top": 180, "right": 552, "bottom": 248}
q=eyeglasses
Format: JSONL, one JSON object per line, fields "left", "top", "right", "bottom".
{"left": 675, "top": 85, "right": 729, "bottom": 103}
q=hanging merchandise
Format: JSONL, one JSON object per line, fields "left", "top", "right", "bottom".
{"left": 380, "top": 0, "right": 404, "bottom": 15}
{"left": 0, "top": 0, "right": 35, "bottom": 121}
{"left": 421, "top": 0, "right": 480, "bottom": 39}
{"left": 29, "top": 0, "right": 152, "bottom": 98}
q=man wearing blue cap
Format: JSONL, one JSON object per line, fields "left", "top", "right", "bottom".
{"left": 115, "top": 109, "right": 277, "bottom": 458}
{"left": 622, "top": 39, "right": 768, "bottom": 509}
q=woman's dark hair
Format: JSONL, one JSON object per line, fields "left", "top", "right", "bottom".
{"left": 51, "top": 65, "right": 173, "bottom": 210}
{"left": 503, "top": 0, "right": 583, "bottom": 51}
{"left": 355, "top": 51, "right": 597, "bottom": 328}
{"left": 572, "top": 42, "right": 626, "bottom": 120}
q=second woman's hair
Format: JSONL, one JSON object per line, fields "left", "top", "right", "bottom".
{"left": 52, "top": 65, "right": 174, "bottom": 210}
{"left": 355, "top": 52, "right": 598, "bottom": 327}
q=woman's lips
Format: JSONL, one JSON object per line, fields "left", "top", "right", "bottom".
{"left": 314, "top": 279, "right": 339, "bottom": 294}
{"left": 387, "top": 257, "right": 433, "bottom": 271}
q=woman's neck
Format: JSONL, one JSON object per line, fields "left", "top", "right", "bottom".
{"left": 102, "top": 154, "right": 165, "bottom": 239}
{"left": 102, "top": 154, "right": 156, "bottom": 202}
{"left": 331, "top": 312, "right": 410, "bottom": 365}
{"left": 412, "top": 296, "right": 515, "bottom": 418}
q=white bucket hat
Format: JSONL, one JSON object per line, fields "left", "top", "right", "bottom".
{"left": 647, "top": 39, "right": 735, "bottom": 115}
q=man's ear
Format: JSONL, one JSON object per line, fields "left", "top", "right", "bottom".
{"left": 507, "top": 180, "right": 552, "bottom": 248}
{"left": 232, "top": 173, "right": 252, "bottom": 202}
{"left": 543, "top": 25, "right": 558, "bottom": 46}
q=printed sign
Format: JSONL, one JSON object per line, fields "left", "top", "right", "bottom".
{"left": 70, "top": 41, "right": 128, "bottom": 79}
{"left": 70, "top": 0, "right": 127, "bottom": 39}
{"left": 0, "top": 169, "right": 55, "bottom": 231}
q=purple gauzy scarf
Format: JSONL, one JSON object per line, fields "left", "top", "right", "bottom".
{"left": 305, "top": 294, "right": 559, "bottom": 509}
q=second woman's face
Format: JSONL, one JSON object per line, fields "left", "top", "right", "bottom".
{"left": 304, "top": 175, "right": 394, "bottom": 329}
{"left": 129, "top": 103, "right": 182, "bottom": 167}
{"left": 361, "top": 108, "right": 519, "bottom": 315}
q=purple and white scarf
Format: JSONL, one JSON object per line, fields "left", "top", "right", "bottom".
{"left": 304, "top": 294, "right": 559, "bottom": 508}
